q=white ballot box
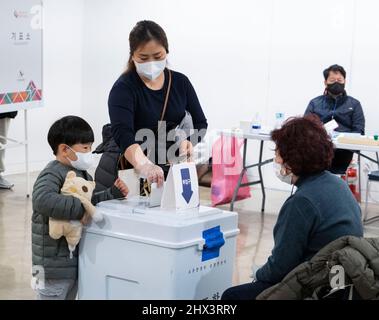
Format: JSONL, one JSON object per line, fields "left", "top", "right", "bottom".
{"left": 78, "top": 197, "right": 239, "bottom": 300}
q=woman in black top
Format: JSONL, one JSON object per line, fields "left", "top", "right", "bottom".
{"left": 108, "top": 20, "right": 208, "bottom": 186}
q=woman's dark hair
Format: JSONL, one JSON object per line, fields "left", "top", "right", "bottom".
{"left": 126, "top": 20, "right": 169, "bottom": 73}
{"left": 323, "top": 64, "right": 346, "bottom": 80}
{"left": 48, "top": 116, "right": 94, "bottom": 155}
{"left": 271, "top": 114, "right": 334, "bottom": 176}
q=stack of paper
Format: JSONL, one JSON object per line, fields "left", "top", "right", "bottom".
{"left": 337, "top": 135, "right": 379, "bottom": 146}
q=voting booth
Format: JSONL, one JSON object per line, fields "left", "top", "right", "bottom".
{"left": 78, "top": 163, "right": 239, "bottom": 300}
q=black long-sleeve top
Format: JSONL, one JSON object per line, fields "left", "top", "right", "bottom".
{"left": 108, "top": 68, "right": 208, "bottom": 156}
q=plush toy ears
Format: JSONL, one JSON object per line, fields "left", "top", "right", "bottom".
{"left": 66, "top": 171, "right": 77, "bottom": 179}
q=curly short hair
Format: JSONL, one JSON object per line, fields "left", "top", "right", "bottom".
{"left": 271, "top": 115, "right": 334, "bottom": 176}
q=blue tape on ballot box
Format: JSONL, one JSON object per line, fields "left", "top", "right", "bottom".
{"left": 202, "top": 225, "right": 225, "bottom": 262}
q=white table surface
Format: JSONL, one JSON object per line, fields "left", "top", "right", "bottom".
{"left": 333, "top": 141, "right": 379, "bottom": 153}
{"left": 217, "top": 129, "right": 273, "bottom": 141}
{"left": 218, "top": 129, "right": 379, "bottom": 153}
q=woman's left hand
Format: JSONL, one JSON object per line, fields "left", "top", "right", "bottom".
{"left": 179, "top": 140, "right": 194, "bottom": 162}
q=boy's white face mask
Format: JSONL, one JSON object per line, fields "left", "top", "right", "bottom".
{"left": 134, "top": 58, "right": 167, "bottom": 81}
{"left": 273, "top": 161, "right": 293, "bottom": 185}
{"left": 67, "top": 147, "right": 94, "bottom": 171}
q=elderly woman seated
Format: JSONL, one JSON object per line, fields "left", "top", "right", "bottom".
{"left": 222, "top": 115, "right": 363, "bottom": 300}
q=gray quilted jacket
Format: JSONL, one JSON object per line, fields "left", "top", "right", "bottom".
{"left": 257, "top": 236, "right": 379, "bottom": 300}
{"left": 32, "top": 160, "right": 123, "bottom": 280}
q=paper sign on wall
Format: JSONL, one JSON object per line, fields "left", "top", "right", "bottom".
{"left": 0, "top": 0, "right": 43, "bottom": 114}
{"left": 161, "top": 162, "right": 200, "bottom": 210}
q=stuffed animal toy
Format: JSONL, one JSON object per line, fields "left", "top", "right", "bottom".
{"left": 49, "top": 171, "right": 102, "bottom": 258}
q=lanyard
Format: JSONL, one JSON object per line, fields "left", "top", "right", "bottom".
{"left": 324, "top": 95, "right": 339, "bottom": 120}
{"left": 332, "top": 99, "right": 337, "bottom": 119}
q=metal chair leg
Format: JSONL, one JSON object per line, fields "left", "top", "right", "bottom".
{"left": 364, "top": 177, "right": 370, "bottom": 222}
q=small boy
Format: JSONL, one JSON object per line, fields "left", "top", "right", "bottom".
{"left": 31, "top": 116, "right": 128, "bottom": 300}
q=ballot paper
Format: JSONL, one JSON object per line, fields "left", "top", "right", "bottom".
{"left": 324, "top": 119, "right": 339, "bottom": 133}
{"left": 148, "top": 183, "right": 163, "bottom": 208}
{"left": 118, "top": 169, "right": 140, "bottom": 197}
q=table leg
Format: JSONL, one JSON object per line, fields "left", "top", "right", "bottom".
{"left": 258, "top": 141, "right": 266, "bottom": 213}
{"left": 358, "top": 151, "right": 361, "bottom": 203}
{"left": 25, "top": 110, "right": 30, "bottom": 198}
{"left": 230, "top": 139, "right": 247, "bottom": 211}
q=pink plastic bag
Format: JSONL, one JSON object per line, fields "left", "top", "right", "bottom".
{"left": 211, "top": 135, "right": 251, "bottom": 206}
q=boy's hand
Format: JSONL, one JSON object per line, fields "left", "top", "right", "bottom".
{"left": 80, "top": 212, "right": 91, "bottom": 225}
{"left": 114, "top": 178, "right": 129, "bottom": 197}
{"left": 179, "top": 140, "right": 194, "bottom": 162}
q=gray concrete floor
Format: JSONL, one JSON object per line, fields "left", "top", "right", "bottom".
{"left": 0, "top": 172, "right": 378, "bottom": 299}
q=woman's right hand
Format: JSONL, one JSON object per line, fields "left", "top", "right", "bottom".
{"left": 124, "top": 144, "right": 164, "bottom": 187}
{"left": 137, "top": 162, "right": 164, "bottom": 187}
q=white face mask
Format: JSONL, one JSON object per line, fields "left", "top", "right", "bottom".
{"left": 134, "top": 58, "right": 167, "bottom": 81}
{"left": 67, "top": 147, "right": 94, "bottom": 171}
{"left": 273, "top": 161, "right": 293, "bottom": 185}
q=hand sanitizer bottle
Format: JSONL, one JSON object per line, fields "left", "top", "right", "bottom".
{"left": 251, "top": 113, "right": 262, "bottom": 134}
{"left": 275, "top": 112, "right": 285, "bottom": 129}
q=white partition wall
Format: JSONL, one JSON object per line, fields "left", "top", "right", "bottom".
{"left": 4, "top": 0, "right": 379, "bottom": 196}
{"left": 80, "top": 0, "right": 379, "bottom": 192}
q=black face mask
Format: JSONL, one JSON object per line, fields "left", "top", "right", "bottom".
{"left": 327, "top": 82, "right": 345, "bottom": 95}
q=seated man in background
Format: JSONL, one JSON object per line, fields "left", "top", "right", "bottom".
{"left": 304, "top": 64, "right": 365, "bottom": 174}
